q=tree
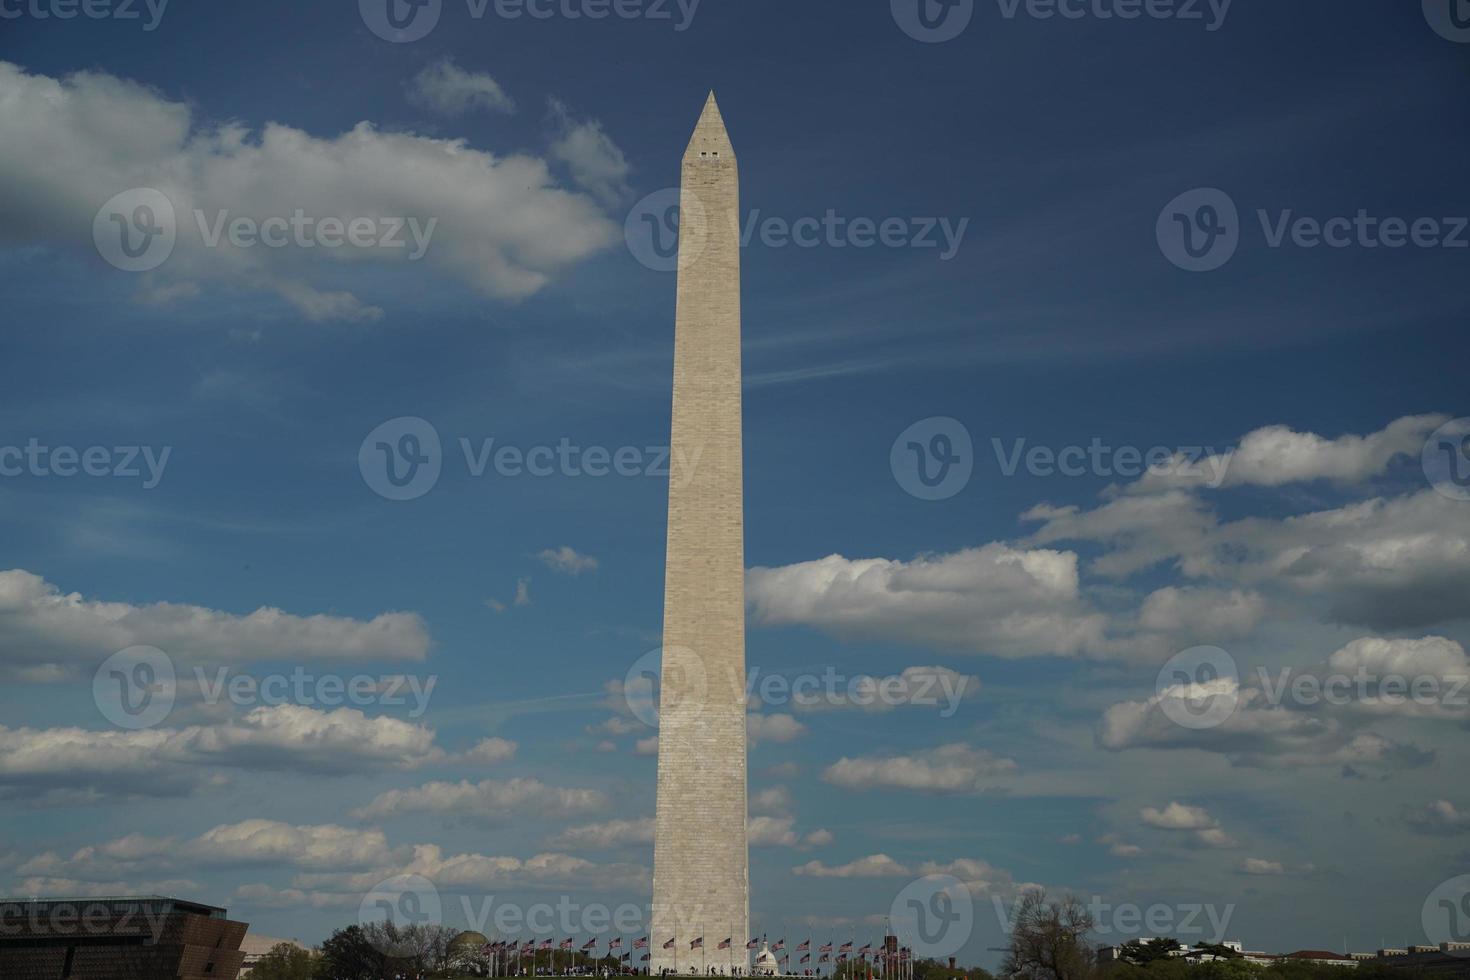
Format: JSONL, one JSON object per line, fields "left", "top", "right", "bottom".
{"left": 1117, "top": 940, "right": 1183, "bottom": 966}
{"left": 245, "top": 942, "right": 314, "bottom": 980}
{"left": 316, "top": 925, "right": 384, "bottom": 980}
{"left": 999, "top": 890, "right": 1098, "bottom": 980}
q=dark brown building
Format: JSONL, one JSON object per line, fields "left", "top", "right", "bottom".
{"left": 0, "top": 895, "right": 248, "bottom": 980}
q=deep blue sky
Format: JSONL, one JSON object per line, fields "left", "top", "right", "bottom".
{"left": 2, "top": 0, "right": 1469, "bottom": 965}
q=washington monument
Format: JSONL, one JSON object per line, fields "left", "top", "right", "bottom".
{"left": 650, "top": 92, "right": 749, "bottom": 975}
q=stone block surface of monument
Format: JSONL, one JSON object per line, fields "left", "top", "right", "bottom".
{"left": 650, "top": 92, "right": 749, "bottom": 976}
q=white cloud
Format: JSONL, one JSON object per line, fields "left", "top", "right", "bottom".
{"left": 789, "top": 665, "right": 979, "bottom": 715}
{"left": 0, "top": 705, "right": 450, "bottom": 802}
{"left": 1402, "top": 800, "right": 1470, "bottom": 835}
{"left": 634, "top": 736, "right": 658, "bottom": 756}
{"left": 536, "top": 546, "right": 599, "bottom": 575}
{"left": 751, "top": 786, "right": 793, "bottom": 815}
{"left": 1238, "top": 857, "right": 1313, "bottom": 876}
{"left": 407, "top": 58, "right": 515, "bottom": 116}
{"left": 0, "top": 568, "right": 429, "bottom": 681}
{"left": 548, "top": 98, "right": 631, "bottom": 206}
{"left": 548, "top": 818, "right": 656, "bottom": 849}
{"left": 747, "top": 713, "right": 806, "bottom": 745}
{"left": 1129, "top": 415, "right": 1449, "bottom": 493}
{"left": 792, "top": 854, "right": 910, "bottom": 878}
{"left": 822, "top": 743, "right": 1016, "bottom": 794}
{"left": 1028, "top": 488, "right": 1470, "bottom": 633}
{"left": 459, "top": 737, "right": 518, "bottom": 765}
{"left": 793, "top": 855, "right": 1022, "bottom": 894}
{"left": 20, "top": 820, "right": 398, "bottom": 878}
{"left": 1139, "top": 802, "right": 1238, "bottom": 848}
{"left": 0, "top": 62, "right": 617, "bottom": 319}
{"left": 1140, "top": 802, "right": 1215, "bottom": 831}
{"left": 747, "top": 546, "right": 1108, "bottom": 659}
{"left": 351, "top": 776, "right": 607, "bottom": 822}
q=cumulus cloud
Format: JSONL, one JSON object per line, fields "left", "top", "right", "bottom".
{"left": 0, "top": 568, "right": 429, "bottom": 681}
{"left": 407, "top": 58, "right": 515, "bottom": 116}
{"left": 793, "top": 855, "right": 1023, "bottom": 894}
{"left": 747, "top": 713, "right": 806, "bottom": 745}
{"left": 536, "top": 546, "right": 599, "bottom": 575}
{"left": 751, "top": 786, "right": 793, "bottom": 815}
{"left": 20, "top": 820, "right": 398, "bottom": 879}
{"left": 822, "top": 743, "right": 1016, "bottom": 794}
{"left": 1028, "top": 488, "right": 1470, "bottom": 633}
{"left": 0, "top": 705, "right": 450, "bottom": 803}
{"left": 548, "top": 98, "right": 631, "bottom": 206}
{"left": 793, "top": 854, "right": 910, "bottom": 878}
{"left": 0, "top": 62, "right": 617, "bottom": 320}
{"left": 1402, "top": 800, "right": 1470, "bottom": 835}
{"left": 1139, "top": 802, "right": 1238, "bottom": 848}
{"left": 459, "top": 737, "right": 518, "bottom": 765}
{"left": 1238, "top": 857, "right": 1313, "bottom": 877}
{"left": 746, "top": 546, "right": 1108, "bottom": 659}
{"left": 548, "top": 818, "right": 655, "bottom": 849}
{"left": 351, "top": 776, "right": 607, "bottom": 822}
{"left": 1128, "top": 416, "right": 1449, "bottom": 494}
{"left": 1098, "top": 672, "right": 1436, "bottom": 773}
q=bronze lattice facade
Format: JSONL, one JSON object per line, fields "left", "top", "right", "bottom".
{"left": 0, "top": 896, "right": 247, "bottom": 980}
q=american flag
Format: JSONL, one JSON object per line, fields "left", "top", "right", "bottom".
{"left": 663, "top": 939, "right": 675, "bottom": 950}
{"left": 634, "top": 938, "right": 648, "bottom": 949}
{"left": 539, "top": 940, "right": 553, "bottom": 951}
{"left": 797, "top": 940, "right": 810, "bottom": 952}
{"left": 840, "top": 942, "right": 854, "bottom": 953}
{"left": 801, "top": 954, "right": 811, "bottom": 963}
{"left": 773, "top": 939, "right": 785, "bottom": 951}
{"left": 691, "top": 937, "right": 704, "bottom": 950}
{"left": 621, "top": 953, "right": 631, "bottom": 962}
{"left": 838, "top": 954, "right": 849, "bottom": 962}
{"left": 641, "top": 955, "right": 651, "bottom": 962}
{"left": 819, "top": 955, "right": 830, "bottom": 964}
{"left": 521, "top": 941, "right": 536, "bottom": 953}
{"left": 719, "top": 938, "right": 732, "bottom": 950}
{"left": 609, "top": 938, "right": 622, "bottom": 950}
{"left": 560, "top": 939, "right": 574, "bottom": 950}
{"left": 820, "top": 943, "right": 833, "bottom": 953}
{"left": 860, "top": 944, "right": 872, "bottom": 954}
{"left": 582, "top": 939, "right": 597, "bottom": 951}
{"left": 747, "top": 939, "right": 760, "bottom": 950}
